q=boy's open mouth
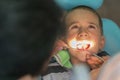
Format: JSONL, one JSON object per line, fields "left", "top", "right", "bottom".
{"left": 69, "top": 39, "right": 94, "bottom": 50}
{"left": 77, "top": 43, "right": 90, "bottom": 50}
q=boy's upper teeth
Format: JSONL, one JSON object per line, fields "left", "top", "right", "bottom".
{"left": 69, "top": 39, "right": 94, "bottom": 49}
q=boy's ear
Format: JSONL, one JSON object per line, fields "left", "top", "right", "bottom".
{"left": 100, "top": 36, "right": 105, "bottom": 49}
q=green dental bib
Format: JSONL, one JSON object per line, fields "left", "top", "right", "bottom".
{"left": 54, "top": 50, "right": 72, "bottom": 69}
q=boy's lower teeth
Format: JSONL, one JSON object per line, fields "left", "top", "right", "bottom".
{"left": 78, "top": 44, "right": 90, "bottom": 50}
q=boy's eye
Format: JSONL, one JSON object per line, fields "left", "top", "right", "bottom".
{"left": 71, "top": 25, "right": 79, "bottom": 29}
{"left": 69, "top": 24, "right": 79, "bottom": 30}
{"left": 88, "top": 25, "right": 96, "bottom": 30}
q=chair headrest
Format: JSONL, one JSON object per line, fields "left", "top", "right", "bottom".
{"left": 102, "top": 18, "right": 120, "bottom": 55}
{"left": 54, "top": 0, "right": 103, "bottom": 10}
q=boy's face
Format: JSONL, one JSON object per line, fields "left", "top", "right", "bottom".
{"left": 65, "top": 9, "right": 105, "bottom": 56}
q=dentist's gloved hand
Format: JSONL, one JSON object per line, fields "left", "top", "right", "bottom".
{"left": 71, "top": 63, "right": 91, "bottom": 80}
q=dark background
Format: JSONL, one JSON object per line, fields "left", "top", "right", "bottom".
{"left": 97, "top": 0, "right": 120, "bottom": 27}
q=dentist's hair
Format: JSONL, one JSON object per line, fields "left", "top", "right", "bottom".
{"left": 0, "top": 0, "right": 63, "bottom": 79}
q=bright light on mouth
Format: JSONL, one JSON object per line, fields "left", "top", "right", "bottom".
{"left": 69, "top": 39, "right": 94, "bottom": 50}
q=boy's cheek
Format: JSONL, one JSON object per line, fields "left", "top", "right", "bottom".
{"left": 68, "top": 48, "right": 79, "bottom": 56}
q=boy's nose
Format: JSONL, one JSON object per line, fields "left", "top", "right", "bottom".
{"left": 78, "top": 30, "right": 88, "bottom": 37}
{"left": 79, "top": 32, "right": 88, "bottom": 37}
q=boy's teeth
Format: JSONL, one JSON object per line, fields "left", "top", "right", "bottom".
{"left": 77, "top": 44, "right": 83, "bottom": 49}
{"left": 69, "top": 39, "right": 94, "bottom": 49}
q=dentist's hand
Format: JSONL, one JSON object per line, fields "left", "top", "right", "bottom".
{"left": 86, "top": 55, "right": 109, "bottom": 69}
{"left": 52, "top": 39, "right": 68, "bottom": 55}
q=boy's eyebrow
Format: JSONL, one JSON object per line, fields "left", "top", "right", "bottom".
{"left": 68, "top": 21, "right": 79, "bottom": 27}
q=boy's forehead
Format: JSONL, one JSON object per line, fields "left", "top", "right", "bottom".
{"left": 66, "top": 9, "right": 97, "bottom": 19}
{"left": 65, "top": 9, "right": 99, "bottom": 26}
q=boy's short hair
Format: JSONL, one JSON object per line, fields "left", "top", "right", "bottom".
{"left": 0, "top": 0, "right": 63, "bottom": 79}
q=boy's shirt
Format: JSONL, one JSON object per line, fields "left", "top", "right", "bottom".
{"left": 97, "top": 51, "right": 110, "bottom": 57}
{"left": 41, "top": 60, "right": 72, "bottom": 80}
{"left": 40, "top": 50, "right": 109, "bottom": 80}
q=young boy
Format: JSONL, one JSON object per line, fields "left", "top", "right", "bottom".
{"left": 42, "top": 5, "right": 109, "bottom": 80}
{"left": 63, "top": 5, "right": 109, "bottom": 70}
